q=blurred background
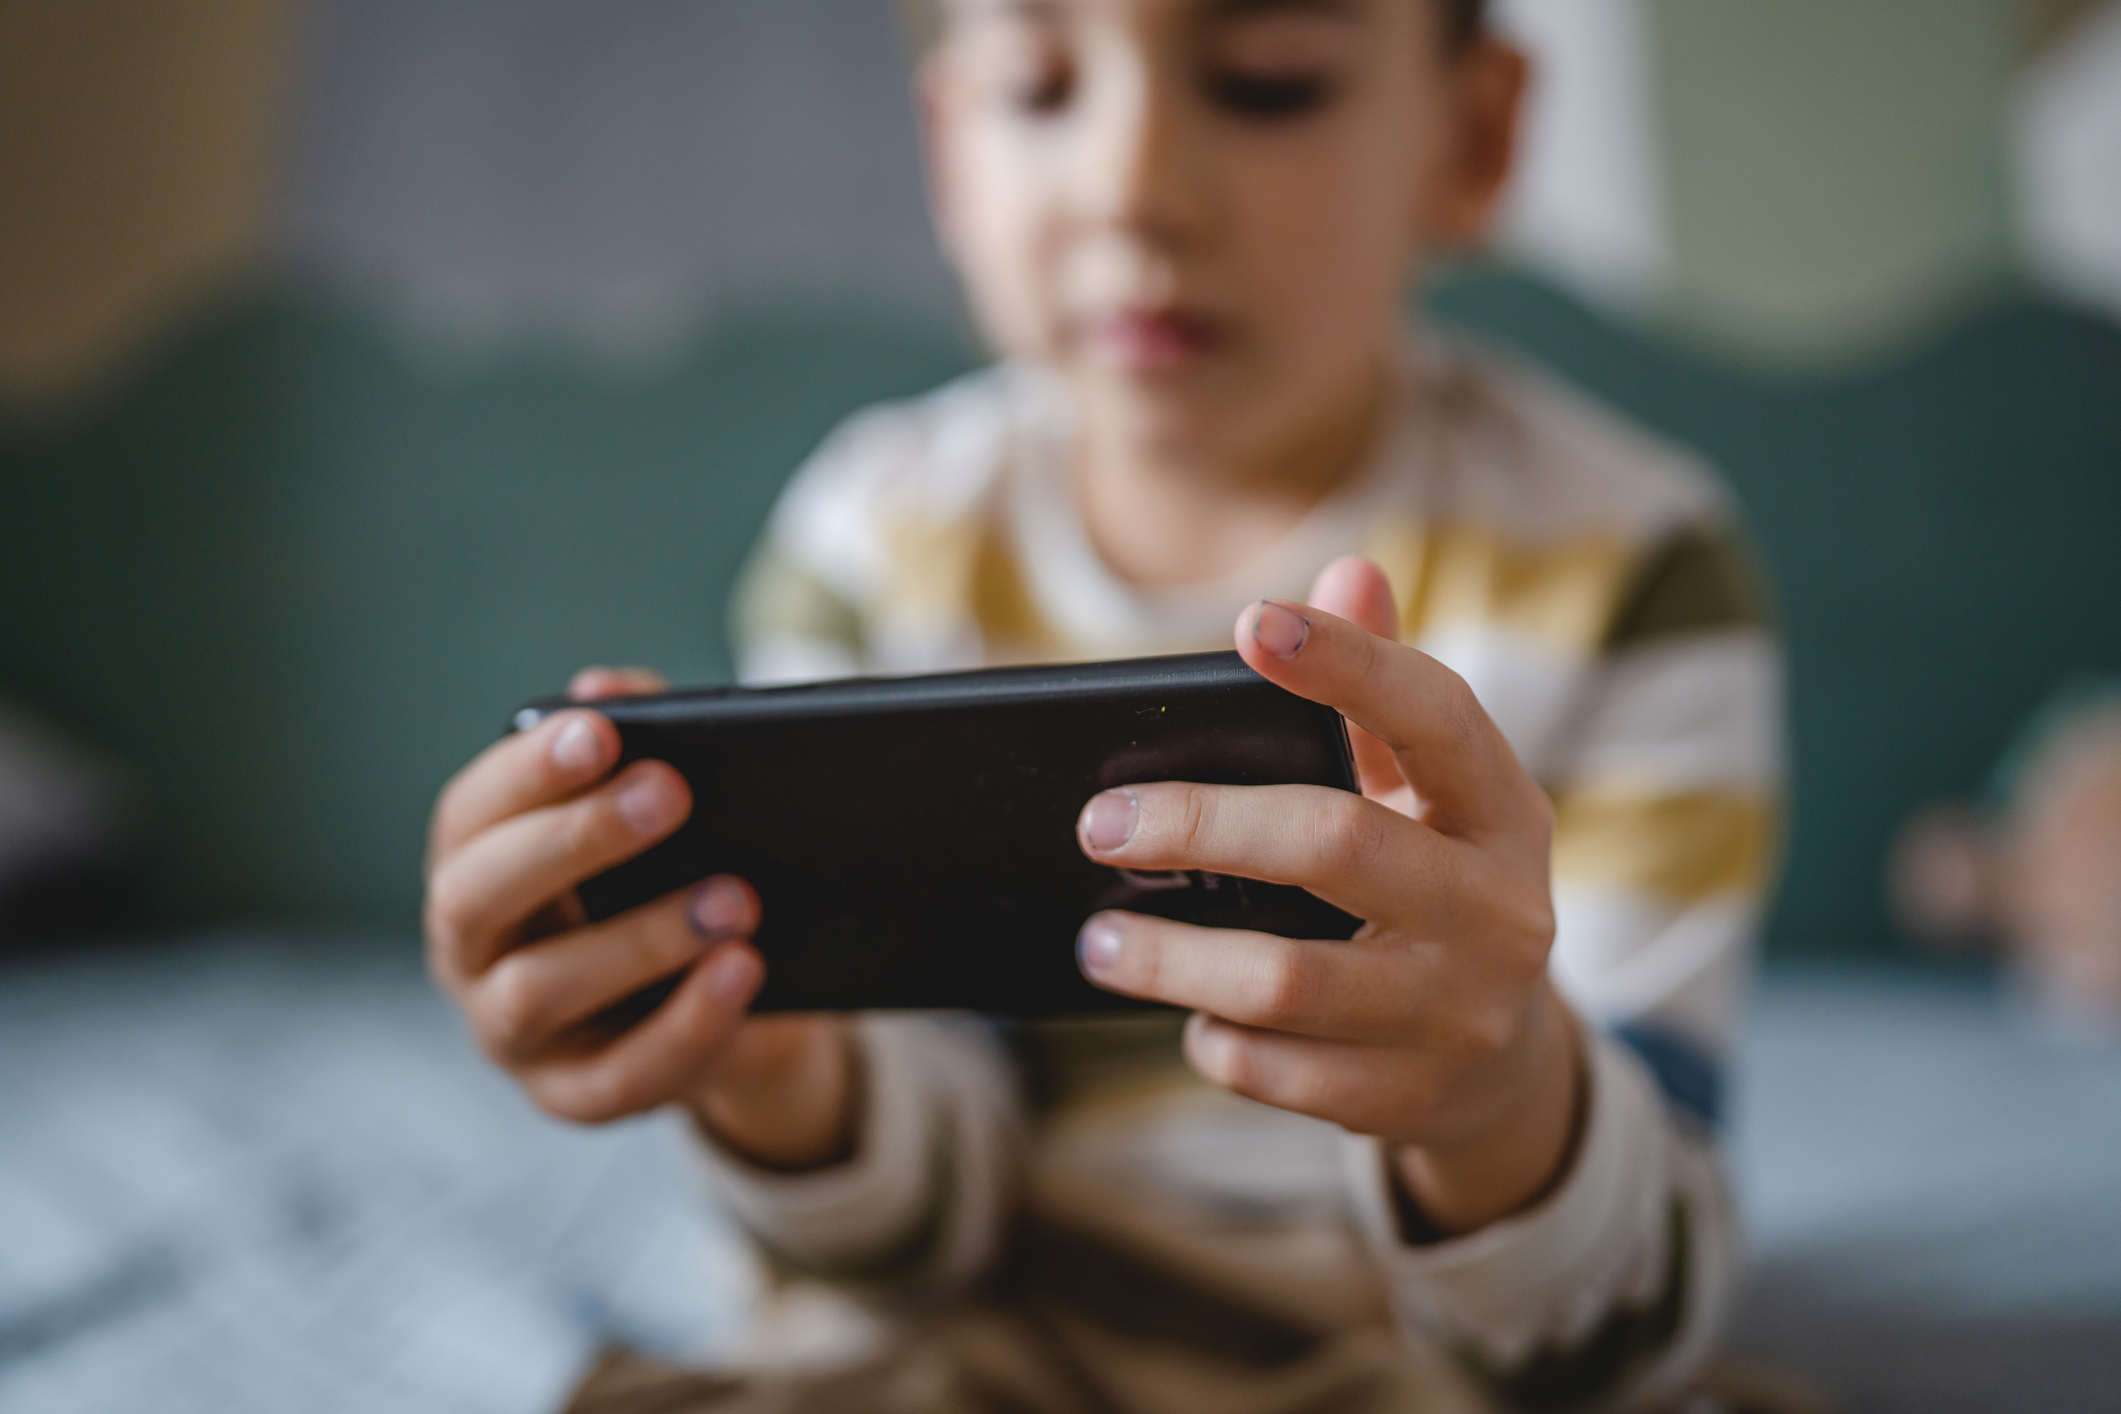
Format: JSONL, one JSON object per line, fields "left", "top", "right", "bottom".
{"left": 2, "top": 2, "right": 2118, "bottom": 1411}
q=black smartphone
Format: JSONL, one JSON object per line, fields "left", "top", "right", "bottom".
{"left": 512, "top": 651, "right": 1361, "bottom": 1015}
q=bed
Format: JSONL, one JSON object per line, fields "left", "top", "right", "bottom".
{"left": 3, "top": 936, "right": 2117, "bottom": 1413}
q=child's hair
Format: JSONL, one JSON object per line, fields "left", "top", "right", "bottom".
{"left": 1438, "top": 0, "right": 1488, "bottom": 54}
{"left": 899, "top": 0, "right": 1490, "bottom": 58}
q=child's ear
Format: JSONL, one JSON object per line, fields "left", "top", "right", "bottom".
{"left": 1424, "top": 37, "right": 1529, "bottom": 250}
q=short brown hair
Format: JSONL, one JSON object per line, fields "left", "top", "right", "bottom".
{"left": 1439, "top": 0, "right": 1487, "bottom": 53}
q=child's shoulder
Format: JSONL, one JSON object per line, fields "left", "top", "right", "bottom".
{"left": 770, "top": 364, "right": 1045, "bottom": 548}
{"left": 1424, "top": 335, "right": 1732, "bottom": 549}
{"left": 737, "top": 367, "right": 1043, "bottom": 680}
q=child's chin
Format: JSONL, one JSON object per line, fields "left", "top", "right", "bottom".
{"left": 1078, "top": 376, "right": 1258, "bottom": 459}
{"left": 1073, "top": 345, "right": 1233, "bottom": 395}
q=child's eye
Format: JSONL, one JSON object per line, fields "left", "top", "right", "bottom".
{"left": 958, "top": 18, "right": 1076, "bottom": 119}
{"left": 1203, "top": 70, "right": 1335, "bottom": 119}
{"left": 1012, "top": 55, "right": 1077, "bottom": 115}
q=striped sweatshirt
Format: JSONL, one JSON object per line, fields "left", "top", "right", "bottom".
{"left": 695, "top": 336, "right": 1782, "bottom": 1411}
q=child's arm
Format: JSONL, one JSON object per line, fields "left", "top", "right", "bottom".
{"left": 1073, "top": 555, "right": 1762, "bottom": 1408}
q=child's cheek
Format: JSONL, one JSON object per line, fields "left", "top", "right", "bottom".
{"left": 947, "top": 157, "right": 1069, "bottom": 361}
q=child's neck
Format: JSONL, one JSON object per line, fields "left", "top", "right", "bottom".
{"left": 1073, "top": 360, "right": 1393, "bottom": 590}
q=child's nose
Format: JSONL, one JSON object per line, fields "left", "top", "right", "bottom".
{"left": 1072, "top": 58, "right": 1212, "bottom": 248}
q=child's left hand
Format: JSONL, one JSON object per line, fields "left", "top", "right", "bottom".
{"left": 1075, "top": 555, "right": 1582, "bottom": 1236}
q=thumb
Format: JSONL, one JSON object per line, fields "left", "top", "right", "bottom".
{"left": 1304, "top": 555, "right": 1404, "bottom": 802}
{"left": 570, "top": 665, "right": 669, "bottom": 702}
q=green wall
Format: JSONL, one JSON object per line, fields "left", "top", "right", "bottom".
{"left": 1432, "top": 272, "right": 2121, "bottom": 955}
{"left": 4, "top": 276, "right": 2118, "bottom": 955}
{"left": 0, "top": 292, "right": 972, "bottom": 925}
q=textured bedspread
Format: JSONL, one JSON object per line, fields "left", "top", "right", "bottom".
{"left": 3, "top": 937, "right": 2117, "bottom": 1413}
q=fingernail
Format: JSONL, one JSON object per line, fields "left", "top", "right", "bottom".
{"left": 689, "top": 875, "right": 751, "bottom": 939}
{"left": 1253, "top": 601, "right": 1311, "bottom": 659}
{"left": 1077, "top": 916, "right": 1122, "bottom": 977}
{"left": 552, "top": 716, "right": 604, "bottom": 771}
{"left": 1082, "top": 790, "right": 1138, "bottom": 852}
{"left": 706, "top": 945, "right": 761, "bottom": 1005}
{"left": 616, "top": 771, "right": 684, "bottom": 835}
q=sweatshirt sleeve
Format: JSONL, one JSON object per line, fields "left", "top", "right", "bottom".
{"left": 693, "top": 1014, "right": 1026, "bottom": 1304}
{"left": 1347, "top": 523, "right": 1781, "bottom": 1410}
{"left": 1343, "top": 1032, "right": 1738, "bottom": 1411}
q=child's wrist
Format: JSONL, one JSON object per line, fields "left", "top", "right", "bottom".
{"left": 1389, "top": 986, "right": 1586, "bottom": 1238}
{"left": 687, "top": 1019, "right": 860, "bottom": 1172}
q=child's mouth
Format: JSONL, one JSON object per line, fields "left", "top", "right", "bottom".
{"left": 1084, "top": 308, "right": 1227, "bottom": 374}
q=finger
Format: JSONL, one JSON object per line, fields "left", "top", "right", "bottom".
{"left": 571, "top": 665, "right": 668, "bottom": 701}
{"left": 1306, "top": 554, "right": 1398, "bottom": 640}
{"left": 1304, "top": 556, "right": 1403, "bottom": 801}
{"left": 1182, "top": 1012, "right": 1433, "bottom": 1137}
{"left": 1075, "top": 910, "right": 1397, "bottom": 1041}
{"left": 465, "top": 876, "right": 757, "bottom": 1062}
{"left": 1078, "top": 779, "right": 1448, "bottom": 923}
{"left": 523, "top": 941, "right": 764, "bottom": 1125}
{"left": 1233, "top": 598, "right": 1543, "bottom": 841}
{"left": 426, "top": 759, "right": 692, "bottom": 983}
{"left": 429, "top": 708, "right": 621, "bottom": 866}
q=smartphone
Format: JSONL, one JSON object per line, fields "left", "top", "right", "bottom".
{"left": 512, "top": 651, "right": 1361, "bottom": 1015}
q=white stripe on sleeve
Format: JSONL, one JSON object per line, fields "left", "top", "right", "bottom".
{"left": 1554, "top": 629, "right": 1785, "bottom": 794}
{"left": 1550, "top": 884, "right": 1758, "bottom": 1051}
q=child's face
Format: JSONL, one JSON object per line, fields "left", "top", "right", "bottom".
{"left": 924, "top": 0, "right": 1521, "bottom": 473}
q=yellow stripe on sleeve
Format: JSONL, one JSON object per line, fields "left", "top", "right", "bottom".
{"left": 1550, "top": 788, "right": 1779, "bottom": 904}
{"left": 1362, "top": 519, "right": 1638, "bottom": 654}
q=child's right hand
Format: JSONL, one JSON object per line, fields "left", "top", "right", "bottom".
{"left": 423, "top": 666, "right": 855, "bottom": 1169}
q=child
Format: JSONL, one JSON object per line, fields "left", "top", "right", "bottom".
{"left": 424, "top": 0, "right": 1782, "bottom": 1408}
